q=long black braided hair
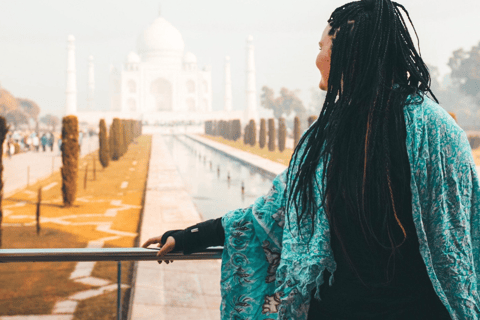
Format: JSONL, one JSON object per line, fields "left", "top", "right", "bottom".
{"left": 286, "top": 0, "right": 438, "bottom": 285}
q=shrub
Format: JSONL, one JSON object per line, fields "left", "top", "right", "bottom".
{"left": 61, "top": 115, "right": 79, "bottom": 207}
{"left": 243, "top": 123, "right": 249, "bottom": 145}
{"left": 278, "top": 117, "right": 286, "bottom": 152}
{"left": 249, "top": 120, "right": 256, "bottom": 146}
{"left": 232, "top": 119, "right": 241, "bottom": 141}
{"left": 268, "top": 118, "right": 276, "bottom": 151}
{"left": 99, "top": 119, "right": 109, "bottom": 168}
{"left": 108, "top": 122, "right": 114, "bottom": 160}
{"left": 259, "top": 118, "right": 266, "bottom": 149}
{"left": 293, "top": 116, "right": 301, "bottom": 149}
{"left": 308, "top": 115, "right": 318, "bottom": 127}
{"left": 111, "top": 118, "right": 122, "bottom": 160}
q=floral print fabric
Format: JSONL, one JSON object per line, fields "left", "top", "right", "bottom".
{"left": 220, "top": 95, "right": 480, "bottom": 319}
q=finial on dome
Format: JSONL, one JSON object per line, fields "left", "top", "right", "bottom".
{"left": 158, "top": 4, "right": 162, "bottom": 16}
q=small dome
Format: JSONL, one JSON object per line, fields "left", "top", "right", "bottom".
{"left": 67, "top": 35, "right": 75, "bottom": 42}
{"left": 137, "top": 17, "right": 184, "bottom": 56}
{"left": 127, "top": 52, "right": 141, "bottom": 63}
{"left": 184, "top": 52, "right": 197, "bottom": 64}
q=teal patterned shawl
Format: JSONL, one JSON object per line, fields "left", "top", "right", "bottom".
{"left": 221, "top": 95, "right": 480, "bottom": 319}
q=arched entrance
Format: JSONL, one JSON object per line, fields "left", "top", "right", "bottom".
{"left": 150, "top": 78, "right": 172, "bottom": 111}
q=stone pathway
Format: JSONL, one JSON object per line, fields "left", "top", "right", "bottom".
{"left": 4, "top": 136, "right": 98, "bottom": 197}
{"left": 131, "top": 134, "right": 222, "bottom": 320}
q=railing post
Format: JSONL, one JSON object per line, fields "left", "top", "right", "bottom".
{"left": 117, "top": 261, "right": 122, "bottom": 320}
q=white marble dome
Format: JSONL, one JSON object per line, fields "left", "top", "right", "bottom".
{"left": 137, "top": 16, "right": 185, "bottom": 57}
{"left": 127, "top": 51, "right": 141, "bottom": 63}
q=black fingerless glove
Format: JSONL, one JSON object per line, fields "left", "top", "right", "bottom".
{"left": 160, "top": 229, "right": 185, "bottom": 252}
{"left": 161, "top": 218, "right": 225, "bottom": 255}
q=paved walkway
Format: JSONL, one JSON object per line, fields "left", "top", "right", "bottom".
{"left": 131, "top": 134, "right": 223, "bottom": 320}
{"left": 3, "top": 136, "right": 98, "bottom": 196}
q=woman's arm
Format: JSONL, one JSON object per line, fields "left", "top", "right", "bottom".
{"left": 142, "top": 217, "right": 225, "bottom": 262}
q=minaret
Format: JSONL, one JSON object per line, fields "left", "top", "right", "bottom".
{"left": 224, "top": 56, "right": 233, "bottom": 113}
{"left": 87, "top": 55, "right": 94, "bottom": 111}
{"left": 66, "top": 35, "right": 77, "bottom": 115}
{"left": 245, "top": 35, "right": 258, "bottom": 123}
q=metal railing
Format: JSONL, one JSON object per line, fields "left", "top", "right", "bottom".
{"left": 0, "top": 247, "right": 223, "bottom": 320}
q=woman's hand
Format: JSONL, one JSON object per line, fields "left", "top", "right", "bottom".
{"left": 142, "top": 235, "right": 176, "bottom": 264}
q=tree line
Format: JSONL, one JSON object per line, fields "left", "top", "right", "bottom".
{"left": 0, "top": 88, "right": 59, "bottom": 131}
{"left": 62, "top": 117, "right": 142, "bottom": 207}
{"left": 205, "top": 115, "right": 318, "bottom": 152}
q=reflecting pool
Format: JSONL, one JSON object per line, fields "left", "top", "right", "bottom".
{"left": 164, "top": 135, "right": 275, "bottom": 221}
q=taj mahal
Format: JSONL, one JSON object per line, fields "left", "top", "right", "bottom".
{"left": 68, "top": 10, "right": 262, "bottom": 128}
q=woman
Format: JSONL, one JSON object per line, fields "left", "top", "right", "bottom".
{"left": 143, "top": 0, "right": 480, "bottom": 318}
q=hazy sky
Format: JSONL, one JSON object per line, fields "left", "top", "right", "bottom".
{"left": 1, "top": 0, "right": 479, "bottom": 117}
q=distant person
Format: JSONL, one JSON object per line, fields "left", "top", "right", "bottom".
{"left": 7, "top": 139, "right": 14, "bottom": 158}
{"left": 41, "top": 134, "right": 47, "bottom": 152}
{"left": 48, "top": 133, "right": 54, "bottom": 152}
{"left": 142, "top": 0, "right": 480, "bottom": 319}
{"left": 32, "top": 134, "right": 40, "bottom": 152}
{"left": 26, "top": 135, "right": 32, "bottom": 151}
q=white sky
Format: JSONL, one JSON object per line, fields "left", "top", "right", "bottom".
{"left": 1, "top": 0, "right": 479, "bottom": 117}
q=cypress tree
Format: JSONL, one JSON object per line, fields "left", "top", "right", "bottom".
{"left": 0, "top": 117, "right": 8, "bottom": 247}
{"left": 232, "top": 119, "right": 241, "bottom": 141}
{"left": 293, "top": 116, "right": 301, "bottom": 149}
{"left": 61, "top": 115, "right": 79, "bottom": 207}
{"left": 99, "top": 119, "right": 109, "bottom": 168}
{"left": 278, "top": 117, "right": 286, "bottom": 152}
{"left": 249, "top": 120, "right": 256, "bottom": 146}
{"left": 227, "top": 121, "right": 233, "bottom": 140}
{"left": 268, "top": 118, "right": 276, "bottom": 151}
{"left": 244, "top": 123, "right": 249, "bottom": 145}
{"left": 259, "top": 118, "right": 266, "bottom": 149}
{"left": 111, "top": 118, "right": 122, "bottom": 160}
{"left": 108, "top": 122, "right": 114, "bottom": 160}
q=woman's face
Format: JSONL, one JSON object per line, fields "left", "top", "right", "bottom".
{"left": 316, "top": 25, "right": 333, "bottom": 91}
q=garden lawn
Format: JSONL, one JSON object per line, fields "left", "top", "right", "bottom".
{"left": 201, "top": 134, "right": 293, "bottom": 166}
{"left": 203, "top": 135, "right": 480, "bottom": 169}
{"left": 0, "top": 135, "right": 151, "bottom": 320}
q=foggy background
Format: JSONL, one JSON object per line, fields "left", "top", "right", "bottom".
{"left": 1, "top": 0, "right": 479, "bottom": 128}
